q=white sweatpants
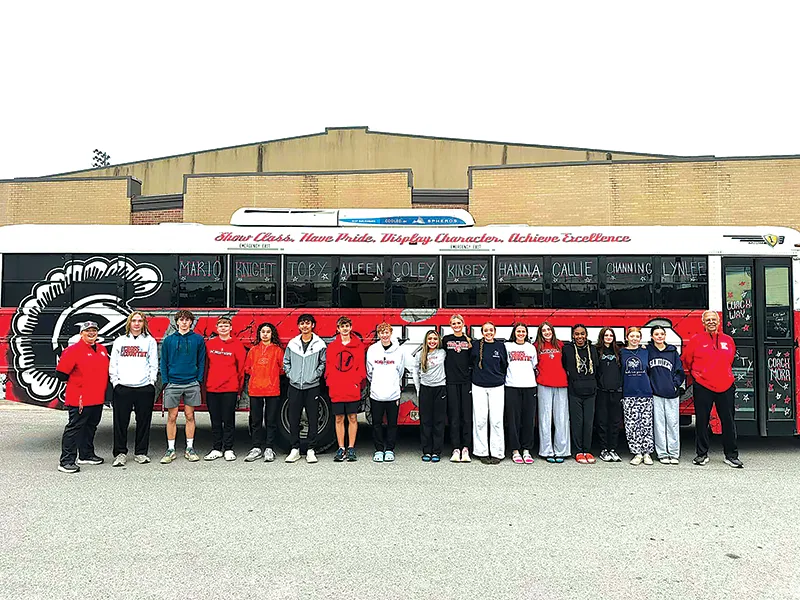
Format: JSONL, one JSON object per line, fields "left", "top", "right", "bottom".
{"left": 653, "top": 395, "right": 680, "bottom": 459}
{"left": 472, "top": 384, "right": 505, "bottom": 459}
{"left": 538, "top": 385, "right": 571, "bottom": 458}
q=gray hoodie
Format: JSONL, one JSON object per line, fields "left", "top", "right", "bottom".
{"left": 283, "top": 333, "right": 327, "bottom": 390}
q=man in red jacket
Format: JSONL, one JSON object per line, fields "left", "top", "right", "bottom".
{"left": 682, "top": 310, "right": 743, "bottom": 468}
{"left": 57, "top": 321, "right": 111, "bottom": 473}
{"left": 325, "top": 316, "right": 365, "bottom": 462}
{"left": 203, "top": 316, "right": 246, "bottom": 462}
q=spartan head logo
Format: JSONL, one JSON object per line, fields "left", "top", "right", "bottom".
{"left": 764, "top": 234, "right": 779, "bottom": 248}
{"left": 10, "top": 256, "right": 163, "bottom": 404}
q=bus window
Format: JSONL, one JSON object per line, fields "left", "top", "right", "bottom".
{"left": 1, "top": 254, "right": 72, "bottom": 308}
{"left": 123, "top": 255, "right": 176, "bottom": 308}
{"left": 231, "top": 255, "right": 280, "bottom": 308}
{"left": 550, "top": 257, "right": 598, "bottom": 309}
{"left": 285, "top": 256, "right": 333, "bottom": 308}
{"left": 658, "top": 256, "right": 708, "bottom": 309}
{"left": 603, "top": 256, "right": 654, "bottom": 309}
{"left": 444, "top": 257, "right": 490, "bottom": 308}
{"left": 337, "top": 257, "right": 386, "bottom": 308}
{"left": 178, "top": 255, "right": 226, "bottom": 307}
{"left": 496, "top": 257, "right": 544, "bottom": 308}
{"left": 389, "top": 257, "right": 438, "bottom": 308}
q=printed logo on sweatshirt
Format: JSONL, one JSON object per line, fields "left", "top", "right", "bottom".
{"left": 508, "top": 350, "right": 532, "bottom": 362}
{"left": 374, "top": 358, "right": 397, "bottom": 365}
{"left": 335, "top": 350, "right": 356, "bottom": 372}
{"left": 446, "top": 340, "right": 470, "bottom": 353}
{"left": 120, "top": 346, "right": 149, "bottom": 358}
{"left": 209, "top": 349, "right": 233, "bottom": 357}
{"left": 625, "top": 356, "right": 642, "bottom": 373}
{"left": 540, "top": 348, "right": 561, "bottom": 360}
{"left": 649, "top": 358, "right": 674, "bottom": 370}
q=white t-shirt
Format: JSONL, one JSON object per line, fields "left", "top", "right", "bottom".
{"left": 504, "top": 341, "right": 538, "bottom": 388}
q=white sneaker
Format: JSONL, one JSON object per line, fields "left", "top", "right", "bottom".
{"left": 112, "top": 453, "right": 127, "bottom": 467}
{"left": 669, "top": 457, "right": 680, "bottom": 465}
{"left": 224, "top": 450, "right": 236, "bottom": 462}
{"left": 450, "top": 449, "right": 461, "bottom": 462}
{"left": 244, "top": 448, "right": 262, "bottom": 462}
{"left": 460, "top": 448, "right": 471, "bottom": 463}
{"left": 204, "top": 449, "right": 223, "bottom": 461}
{"left": 306, "top": 449, "right": 318, "bottom": 463}
{"left": 642, "top": 454, "right": 654, "bottom": 465}
{"left": 285, "top": 448, "right": 301, "bottom": 463}
{"left": 630, "top": 454, "right": 643, "bottom": 465}
{"left": 134, "top": 454, "right": 150, "bottom": 464}
{"left": 264, "top": 448, "right": 276, "bottom": 462}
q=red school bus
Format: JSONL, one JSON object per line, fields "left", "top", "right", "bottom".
{"left": 0, "top": 208, "right": 797, "bottom": 450}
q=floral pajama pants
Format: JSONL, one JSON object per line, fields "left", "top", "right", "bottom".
{"left": 622, "top": 396, "right": 654, "bottom": 455}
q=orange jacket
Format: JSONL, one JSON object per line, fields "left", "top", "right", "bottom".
{"left": 245, "top": 343, "right": 284, "bottom": 397}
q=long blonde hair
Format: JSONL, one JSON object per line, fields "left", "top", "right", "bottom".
{"left": 125, "top": 311, "right": 150, "bottom": 336}
{"left": 420, "top": 330, "right": 441, "bottom": 373}
{"left": 450, "top": 314, "right": 472, "bottom": 348}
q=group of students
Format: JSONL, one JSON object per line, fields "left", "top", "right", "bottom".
{"left": 56, "top": 308, "right": 744, "bottom": 473}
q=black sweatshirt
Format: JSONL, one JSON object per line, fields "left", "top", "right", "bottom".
{"left": 561, "top": 341, "right": 599, "bottom": 397}
{"left": 596, "top": 345, "right": 623, "bottom": 393}
{"left": 442, "top": 334, "right": 472, "bottom": 384}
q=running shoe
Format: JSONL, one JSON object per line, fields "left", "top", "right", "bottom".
{"left": 693, "top": 454, "right": 710, "bottom": 466}
{"left": 724, "top": 456, "right": 744, "bottom": 469}
{"left": 134, "top": 454, "right": 151, "bottom": 464}
{"left": 76, "top": 455, "right": 104, "bottom": 465}
{"left": 58, "top": 463, "right": 80, "bottom": 474}
{"left": 160, "top": 449, "right": 177, "bottom": 464}
{"left": 244, "top": 448, "right": 263, "bottom": 462}
{"left": 346, "top": 448, "right": 357, "bottom": 462}
{"left": 334, "top": 447, "right": 346, "bottom": 462}
{"left": 112, "top": 454, "right": 127, "bottom": 467}
{"left": 185, "top": 448, "right": 200, "bottom": 462}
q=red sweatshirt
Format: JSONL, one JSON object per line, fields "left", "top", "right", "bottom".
{"left": 325, "top": 335, "right": 366, "bottom": 402}
{"left": 205, "top": 336, "right": 246, "bottom": 393}
{"left": 536, "top": 340, "right": 568, "bottom": 388}
{"left": 682, "top": 331, "right": 736, "bottom": 393}
{"left": 57, "top": 341, "right": 110, "bottom": 408}
{"left": 245, "top": 343, "right": 284, "bottom": 397}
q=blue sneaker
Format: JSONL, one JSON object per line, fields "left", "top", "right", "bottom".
{"left": 334, "top": 447, "right": 346, "bottom": 462}
{"left": 384, "top": 450, "right": 395, "bottom": 462}
{"left": 373, "top": 451, "right": 384, "bottom": 463}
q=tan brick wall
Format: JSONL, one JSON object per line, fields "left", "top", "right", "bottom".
{"left": 183, "top": 171, "right": 413, "bottom": 224}
{"left": 0, "top": 178, "right": 134, "bottom": 225}
{"left": 54, "top": 127, "right": 664, "bottom": 195}
{"left": 131, "top": 208, "right": 183, "bottom": 224}
{"left": 469, "top": 159, "right": 800, "bottom": 229}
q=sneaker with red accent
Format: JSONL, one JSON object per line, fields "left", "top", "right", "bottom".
{"left": 584, "top": 453, "right": 596, "bottom": 464}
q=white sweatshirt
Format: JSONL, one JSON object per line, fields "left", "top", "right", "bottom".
{"left": 411, "top": 348, "right": 446, "bottom": 394}
{"left": 110, "top": 333, "right": 159, "bottom": 388}
{"left": 366, "top": 341, "right": 406, "bottom": 402}
{"left": 504, "top": 341, "right": 538, "bottom": 388}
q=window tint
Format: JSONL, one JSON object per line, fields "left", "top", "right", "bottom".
{"left": 550, "top": 257, "right": 598, "bottom": 309}
{"left": 603, "top": 257, "right": 654, "bottom": 308}
{"left": 658, "top": 256, "right": 708, "bottom": 309}
{"left": 178, "top": 255, "right": 225, "bottom": 307}
{"left": 231, "top": 256, "right": 280, "bottom": 308}
{"left": 389, "top": 257, "right": 438, "bottom": 308}
{"left": 337, "top": 257, "right": 385, "bottom": 308}
{"left": 284, "top": 256, "right": 333, "bottom": 308}
{"left": 496, "top": 257, "right": 544, "bottom": 308}
{"left": 444, "top": 258, "right": 490, "bottom": 308}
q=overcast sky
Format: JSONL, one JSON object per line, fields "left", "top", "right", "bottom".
{"left": 1, "top": 2, "right": 798, "bottom": 179}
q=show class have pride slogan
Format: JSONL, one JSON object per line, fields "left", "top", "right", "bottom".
{"left": 215, "top": 231, "right": 634, "bottom": 246}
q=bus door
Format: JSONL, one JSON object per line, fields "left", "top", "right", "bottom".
{"left": 722, "top": 257, "right": 795, "bottom": 436}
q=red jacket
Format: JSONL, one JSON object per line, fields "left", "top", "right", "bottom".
{"left": 535, "top": 340, "right": 568, "bottom": 388}
{"left": 205, "top": 336, "right": 246, "bottom": 393}
{"left": 57, "top": 341, "right": 110, "bottom": 408}
{"left": 682, "top": 331, "right": 736, "bottom": 393}
{"left": 245, "top": 343, "right": 284, "bottom": 397}
{"left": 325, "top": 335, "right": 366, "bottom": 402}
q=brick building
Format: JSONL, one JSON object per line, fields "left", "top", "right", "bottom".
{"left": 1, "top": 125, "right": 798, "bottom": 229}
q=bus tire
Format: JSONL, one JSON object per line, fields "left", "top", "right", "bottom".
{"left": 276, "top": 392, "right": 335, "bottom": 454}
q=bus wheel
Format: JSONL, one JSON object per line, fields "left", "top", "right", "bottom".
{"left": 276, "top": 394, "right": 336, "bottom": 453}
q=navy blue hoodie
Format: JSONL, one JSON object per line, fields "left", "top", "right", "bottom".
{"left": 470, "top": 339, "right": 508, "bottom": 388}
{"left": 647, "top": 343, "right": 685, "bottom": 398}
{"left": 620, "top": 347, "right": 652, "bottom": 398}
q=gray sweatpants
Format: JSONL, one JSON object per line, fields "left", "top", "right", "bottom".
{"left": 538, "top": 385, "right": 571, "bottom": 458}
{"left": 653, "top": 394, "right": 680, "bottom": 459}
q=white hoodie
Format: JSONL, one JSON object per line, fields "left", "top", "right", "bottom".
{"left": 366, "top": 341, "right": 406, "bottom": 402}
{"left": 504, "top": 341, "right": 538, "bottom": 388}
{"left": 110, "top": 333, "right": 159, "bottom": 388}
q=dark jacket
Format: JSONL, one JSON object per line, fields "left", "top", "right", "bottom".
{"left": 561, "top": 342, "right": 599, "bottom": 397}
{"left": 620, "top": 347, "right": 652, "bottom": 398}
{"left": 647, "top": 343, "right": 685, "bottom": 398}
{"left": 470, "top": 339, "right": 508, "bottom": 388}
{"left": 596, "top": 345, "right": 622, "bottom": 392}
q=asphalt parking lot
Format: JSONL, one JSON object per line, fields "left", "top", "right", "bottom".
{"left": 1, "top": 403, "right": 799, "bottom": 600}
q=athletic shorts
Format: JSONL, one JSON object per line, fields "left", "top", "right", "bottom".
{"left": 163, "top": 382, "right": 202, "bottom": 409}
{"left": 331, "top": 401, "right": 360, "bottom": 416}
